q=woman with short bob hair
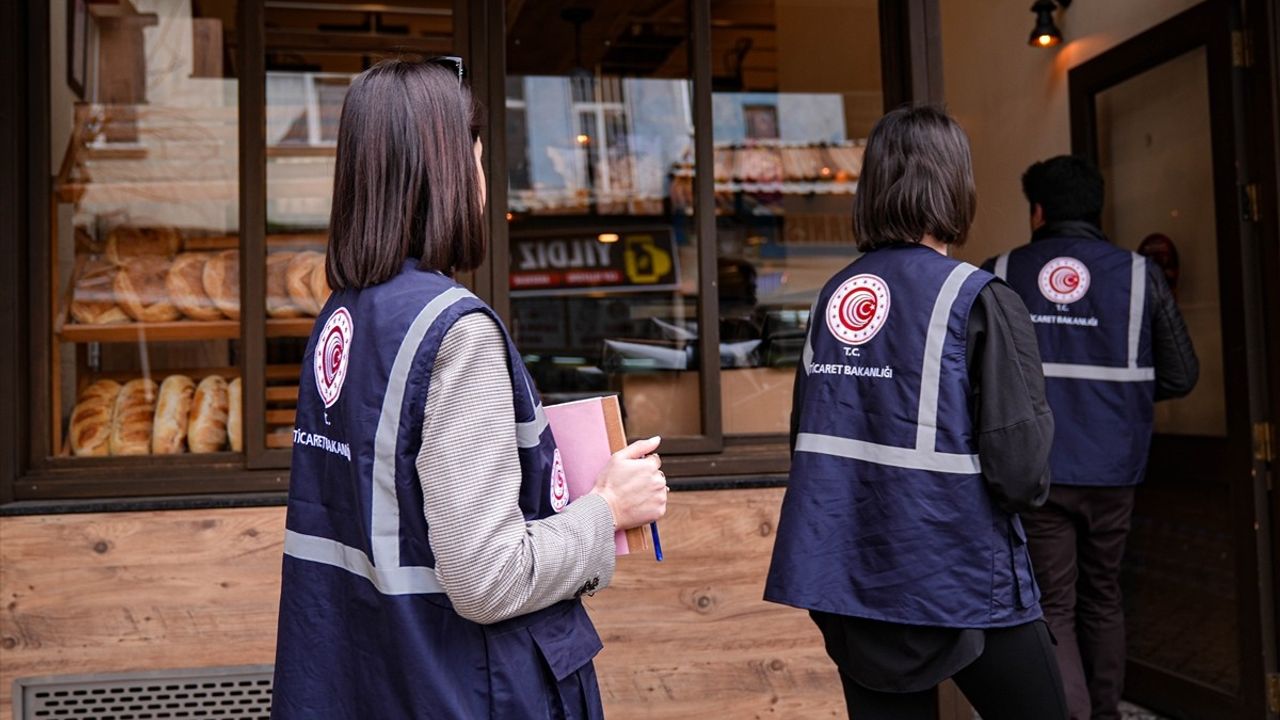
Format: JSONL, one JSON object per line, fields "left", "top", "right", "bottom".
{"left": 766, "top": 106, "right": 1068, "bottom": 719}
{"left": 272, "top": 58, "right": 668, "bottom": 720}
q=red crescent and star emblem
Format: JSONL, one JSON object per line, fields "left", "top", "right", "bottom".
{"left": 314, "top": 307, "right": 353, "bottom": 408}
{"left": 549, "top": 448, "right": 568, "bottom": 512}
{"left": 1038, "top": 257, "right": 1091, "bottom": 304}
{"left": 826, "top": 273, "right": 891, "bottom": 346}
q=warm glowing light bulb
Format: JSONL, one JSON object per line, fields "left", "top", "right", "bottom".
{"left": 597, "top": 233, "right": 620, "bottom": 244}
{"left": 505, "top": 212, "right": 514, "bottom": 221}
{"left": 1037, "top": 34, "right": 1055, "bottom": 47}
{"left": 576, "top": 134, "right": 590, "bottom": 145}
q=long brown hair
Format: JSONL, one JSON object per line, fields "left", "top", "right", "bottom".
{"left": 326, "top": 59, "right": 485, "bottom": 289}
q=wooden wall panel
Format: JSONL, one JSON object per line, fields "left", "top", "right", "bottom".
{"left": 0, "top": 489, "right": 846, "bottom": 719}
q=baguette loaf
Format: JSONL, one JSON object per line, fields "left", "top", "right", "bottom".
{"left": 202, "top": 249, "right": 240, "bottom": 320}
{"left": 109, "top": 378, "right": 158, "bottom": 456}
{"left": 228, "top": 377, "right": 243, "bottom": 453}
{"left": 114, "top": 256, "right": 181, "bottom": 322}
{"left": 69, "top": 379, "right": 122, "bottom": 456}
{"left": 286, "top": 251, "right": 324, "bottom": 316}
{"left": 152, "top": 374, "right": 196, "bottom": 454}
{"left": 70, "top": 259, "right": 130, "bottom": 325}
{"left": 165, "top": 253, "right": 223, "bottom": 321}
{"left": 188, "top": 375, "right": 230, "bottom": 453}
{"left": 267, "top": 252, "right": 305, "bottom": 318}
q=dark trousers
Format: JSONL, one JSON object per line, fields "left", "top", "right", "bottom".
{"left": 1023, "top": 484, "right": 1136, "bottom": 720}
{"left": 820, "top": 621, "right": 1067, "bottom": 720}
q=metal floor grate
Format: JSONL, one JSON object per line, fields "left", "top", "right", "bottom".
{"left": 13, "top": 665, "right": 273, "bottom": 720}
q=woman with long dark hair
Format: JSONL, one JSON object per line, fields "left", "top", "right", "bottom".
{"left": 271, "top": 58, "right": 668, "bottom": 720}
{"left": 766, "top": 106, "right": 1068, "bottom": 719}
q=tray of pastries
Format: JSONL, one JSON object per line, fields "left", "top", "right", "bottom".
{"left": 68, "top": 372, "right": 246, "bottom": 456}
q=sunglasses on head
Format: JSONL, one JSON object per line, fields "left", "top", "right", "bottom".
{"left": 427, "top": 55, "right": 466, "bottom": 84}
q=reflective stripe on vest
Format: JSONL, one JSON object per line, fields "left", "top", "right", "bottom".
{"left": 994, "top": 250, "right": 1152, "bottom": 383}
{"left": 282, "top": 286, "right": 548, "bottom": 596}
{"left": 796, "top": 263, "right": 982, "bottom": 475}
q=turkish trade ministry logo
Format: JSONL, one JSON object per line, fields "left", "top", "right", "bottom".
{"left": 1038, "top": 257, "right": 1091, "bottom": 304}
{"left": 549, "top": 448, "right": 569, "bottom": 512}
{"left": 315, "top": 307, "right": 353, "bottom": 408}
{"left": 826, "top": 273, "right": 891, "bottom": 345}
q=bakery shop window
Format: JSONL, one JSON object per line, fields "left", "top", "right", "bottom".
{"left": 53, "top": 1, "right": 244, "bottom": 459}
{"left": 709, "top": 0, "right": 880, "bottom": 435}
{"left": 505, "top": 0, "right": 705, "bottom": 439}
{"left": 47, "top": 1, "right": 457, "bottom": 469}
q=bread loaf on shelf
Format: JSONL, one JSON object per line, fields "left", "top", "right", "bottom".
{"left": 70, "top": 258, "right": 130, "bottom": 325}
{"left": 228, "top": 377, "right": 243, "bottom": 453}
{"left": 152, "top": 374, "right": 196, "bottom": 454}
{"left": 165, "top": 253, "right": 223, "bottom": 321}
{"left": 104, "top": 226, "right": 181, "bottom": 266}
{"left": 109, "top": 378, "right": 158, "bottom": 456}
{"left": 203, "top": 249, "right": 240, "bottom": 320}
{"left": 286, "top": 251, "right": 324, "bottom": 316}
{"left": 69, "top": 379, "right": 122, "bottom": 456}
{"left": 267, "top": 252, "right": 305, "bottom": 318}
{"left": 114, "top": 256, "right": 182, "bottom": 322}
{"left": 310, "top": 255, "right": 332, "bottom": 310}
{"left": 188, "top": 375, "right": 230, "bottom": 453}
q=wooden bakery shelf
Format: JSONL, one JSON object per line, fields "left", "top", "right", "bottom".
{"left": 57, "top": 317, "right": 318, "bottom": 343}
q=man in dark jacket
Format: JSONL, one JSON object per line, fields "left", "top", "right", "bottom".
{"left": 983, "top": 156, "right": 1199, "bottom": 720}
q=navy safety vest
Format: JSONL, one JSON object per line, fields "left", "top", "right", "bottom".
{"left": 988, "top": 232, "right": 1155, "bottom": 486}
{"left": 766, "top": 245, "right": 1041, "bottom": 628}
{"left": 272, "top": 261, "right": 604, "bottom": 720}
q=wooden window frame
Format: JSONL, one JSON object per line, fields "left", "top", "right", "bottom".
{"left": 5, "top": 0, "right": 941, "bottom": 503}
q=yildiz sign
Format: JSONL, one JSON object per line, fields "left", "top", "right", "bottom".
{"left": 509, "top": 226, "right": 680, "bottom": 297}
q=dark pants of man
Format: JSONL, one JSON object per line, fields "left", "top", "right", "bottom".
{"left": 1023, "top": 484, "right": 1137, "bottom": 720}
{"left": 820, "top": 621, "right": 1067, "bottom": 720}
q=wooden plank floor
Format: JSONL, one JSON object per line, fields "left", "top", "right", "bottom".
{"left": 0, "top": 488, "right": 846, "bottom": 719}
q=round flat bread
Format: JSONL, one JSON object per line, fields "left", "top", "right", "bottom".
{"left": 310, "top": 255, "right": 332, "bottom": 310}
{"left": 267, "top": 252, "right": 305, "bottom": 318}
{"left": 104, "top": 226, "right": 181, "bottom": 266}
{"left": 165, "top": 253, "right": 223, "bottom": 321}
{"left": 202, "top": 249, "right": 240, "bottom": 320}
{"left": 113, "top": 256, "right": 181, "bottom": 322}
{"left": 70, "top": 259, "right": 130, "bottom": 325}
{"left": 286, "top": 251, "right": 324, "bottom": 316}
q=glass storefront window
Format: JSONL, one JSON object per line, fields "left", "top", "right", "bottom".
{"left": 709, "top": 0, "right": 881, "bottom": 435}
{"left": 51, "top": 0, "right": 242, "bottom": 458}
{"left": 505, "top": 2, "right": 703, "bottom": 438}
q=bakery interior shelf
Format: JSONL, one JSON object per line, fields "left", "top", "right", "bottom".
{"left": 58, "top": 317, "right": 317, "bottom": 343}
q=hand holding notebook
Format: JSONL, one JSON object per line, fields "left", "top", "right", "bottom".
{"left": 544, "top": 396, "right": 665, "bottom": 558}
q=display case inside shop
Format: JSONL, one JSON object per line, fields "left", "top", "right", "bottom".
{"left": 49, "top": 1, "right": 324, "bottom": 460}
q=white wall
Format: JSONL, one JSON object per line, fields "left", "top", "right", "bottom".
{"left": 940, "top": 0, "right": 1203, "bottom": 264}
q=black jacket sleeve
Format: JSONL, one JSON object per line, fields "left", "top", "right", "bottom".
{"left": 967, "top": 282, "right": 1054, "bottom": 513}
{"left": 1146, "top": 261, "right": 1199, "bottom": 401}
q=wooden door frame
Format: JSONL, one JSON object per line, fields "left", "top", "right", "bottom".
{"left": 1069, "top": 1, "right": 1277, "bottom": 717}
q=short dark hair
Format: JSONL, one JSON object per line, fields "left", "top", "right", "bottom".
{"left": 327, "top": 59, "right": 486, "bottom": 290}
{"left": 852, "top": 106, "right": 977, "bottom": 252}
{"left": 1021, "top": 155, "right": 1104, "bottom": 226}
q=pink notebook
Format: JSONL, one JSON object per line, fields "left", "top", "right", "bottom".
{"left": 544, "top": 396, "right": 650, "bottom": 557}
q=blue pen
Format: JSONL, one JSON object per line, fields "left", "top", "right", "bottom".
{"left": 650, "top": 522, "right": 663, "bottom": 562}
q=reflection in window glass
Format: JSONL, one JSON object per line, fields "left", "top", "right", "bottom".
{"left": 710, "top": 0, "right": 881, "bottom": 434}
{"left": 262, "top": 2, "right": 454, "bottom": 450}
{"left": 506, "top": 2, "right": 701, "bottom": 437}
{"left": 51, "top": 0, "right": 242, "bottom": 458}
